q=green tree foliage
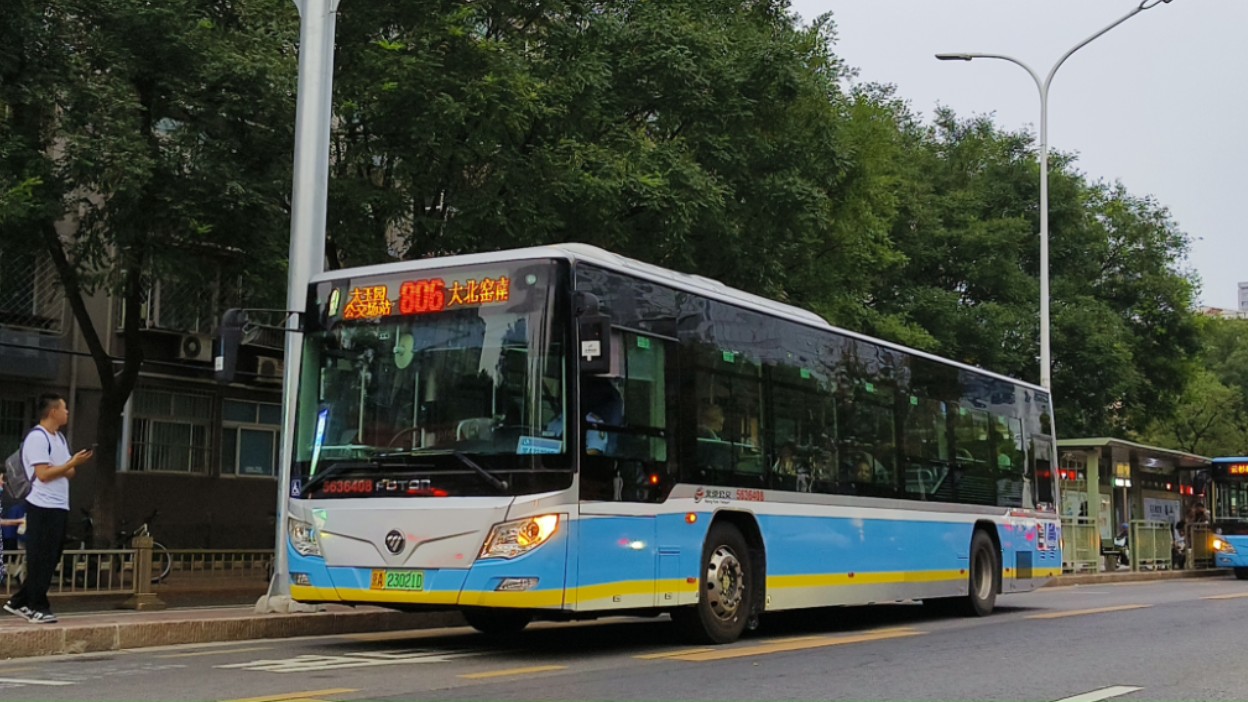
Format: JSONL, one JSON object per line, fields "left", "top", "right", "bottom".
{"left": 2, "top": 0, "right": 1207, "bottom": 475}
{"left": 1141, "top": 369, "right": 1242, "bottom": 457}
{"left": 852, "top": 105, "right": 1200, "bottom": 437}
{"left": 326, "top": 0, "right": 887, "bottom": 306}
{"left": 0, "top": 0, "right": 297, "bottom": 528}
{"left": 1143, "top": 318, "right": 1248, "bottom": 456}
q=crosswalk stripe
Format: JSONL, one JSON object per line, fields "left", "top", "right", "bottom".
{"left": 1052, "top": 685, "right": 1142, "bottom": 702}
{"left": 0, "top": 678, "right": 75, "bottom": 687}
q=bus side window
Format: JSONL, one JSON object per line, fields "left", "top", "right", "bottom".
{"left": 903, "top": 398, "right": 949, "bottom": 500}
{"left": 841, "top": 381, "right": 897, "bottom": 498}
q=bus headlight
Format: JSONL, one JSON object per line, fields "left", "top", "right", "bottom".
{"left": 288, "top": 517, "right": 322, "bottom": 557}
{"left": 1212, "top": 538, "right": 1237, "bottom": 554}
{"left": 480, "top": 514, "right": 560, "bottom": 560}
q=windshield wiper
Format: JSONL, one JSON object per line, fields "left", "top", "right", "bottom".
{"left": 453, "top": 451, "right": 510, "bottom": 492}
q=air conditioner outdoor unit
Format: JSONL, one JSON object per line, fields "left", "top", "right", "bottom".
{"left": 176, "top": 333, "right": 213, "bottom": 363}
{"left": 256, "top": 357, "right": 284, "bottom": 383}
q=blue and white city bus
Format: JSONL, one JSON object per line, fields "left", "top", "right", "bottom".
{"left": 1209, "top": 457, "right": 1248, "bottom": 579}
{"left": 274, "top": 244, "right": 1060, "bottom": 643}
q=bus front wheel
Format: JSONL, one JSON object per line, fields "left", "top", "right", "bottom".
{"left": 673, "top": 522, "right": 753, "bottom": 645}
{"left": 462, "top": 608, "right": 532, "bottom": 636}
{"left": 1234, "top": 567, "right": 1248, "bottom": 581}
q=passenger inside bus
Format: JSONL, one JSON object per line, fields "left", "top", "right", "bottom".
{"left": 697, "top": 402, "right": 725, "bottom": 439}
{"left": 543, "top": 376, "right": 623, "bottom": 455}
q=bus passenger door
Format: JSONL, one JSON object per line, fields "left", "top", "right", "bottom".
{"left": 575, "top": 331, "right": 675, "bottom": 611}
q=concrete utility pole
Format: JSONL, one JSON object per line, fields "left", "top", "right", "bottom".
{"left": 260, "top": 0, "right": 338, "bottom": 613}
{"left": 936, "top": 0, "right": 1175, "bottom": 391}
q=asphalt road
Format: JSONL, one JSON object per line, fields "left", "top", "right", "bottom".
{"left": 4, "top": 576, "right": 1248, "bottom": 702}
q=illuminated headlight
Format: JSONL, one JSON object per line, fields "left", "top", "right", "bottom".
{"left": 1212, "top": 538, "right": 1237, "bottom": 554}
{"left": 288, "top": 517, "right": 322, "bottom": 557}
{"left": 480, "top": 515, "right": 560, "bottom": 560}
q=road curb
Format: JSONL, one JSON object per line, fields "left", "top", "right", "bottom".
{"left": 2, "top": 609, "right": 465, "bottom": 660}
{"left": 1051, "top": 569, "right": 1229, "bottom": 586}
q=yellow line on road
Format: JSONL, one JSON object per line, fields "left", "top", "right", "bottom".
{"left": 666, "top": 628, "right": 924, "bottom": 662}
{"left": 217, "top": 689, "right": 357, "bottom": 702}
{"left": 635, "top": 648, "right": 716, "bottom": 660}
{"left": 158, "top": 646, "right": 273, "bottom": 659}
{"left": 1202, "top": 592, "right": 1248, "bottom": 600}
{"left": 1026, "top": 604, "right": 1151, "bottom": 620}
{"left": 459, "top": 665, "right": 568, "bottom": 679}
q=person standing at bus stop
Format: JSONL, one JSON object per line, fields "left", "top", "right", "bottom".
{"left": 3, "top": 393, "right": 92, "bottom": 624}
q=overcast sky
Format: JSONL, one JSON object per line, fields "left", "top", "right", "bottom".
{"left": 789, "top": 0, "right": 1246, "bottom": 309}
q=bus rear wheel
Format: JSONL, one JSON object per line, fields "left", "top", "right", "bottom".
{"left": 462, "top": 608, "right": 532, "bottom": 636}
{"left": 673, "top": 522, "right": 752, "bottom": 644}
{"left": 963, "top": 530, "right": 999, "bottom": 616}
{"left": 927, "top": 530, "right": 999, "bottom": 616}
{"left": 1234, "top": 567, "right": 1248, "bottom": 581}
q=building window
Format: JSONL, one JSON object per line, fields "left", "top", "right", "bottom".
{"left": 222, "top": 400, "right": 281, "bottom": 477}
{"left": 130, "top": 390, "right": 213, "bottom": 473}
{"left": 0, "top": 247, "right": 65, "bottom": 332}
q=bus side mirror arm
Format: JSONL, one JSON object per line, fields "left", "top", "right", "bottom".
{"left": 214, "top": 308, "right": 304, "bottom": 384}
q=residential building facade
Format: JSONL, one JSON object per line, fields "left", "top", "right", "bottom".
{"left": 0, "top": 242, "right": 284, "bottom": 548}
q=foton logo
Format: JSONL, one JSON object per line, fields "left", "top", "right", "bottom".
{"left": 384, "top": 529, "right": 405, "bottom": 555}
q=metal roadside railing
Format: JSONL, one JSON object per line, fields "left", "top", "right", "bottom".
{"left": 2, "top": 543, "right": 273, "bottom": 604}
{"left": 1188, "top": 522, "right": 1214, "bottom": 569}
{"left": 1061, "top": 517, "right": 1100, "bottom": 573}
{"left": 1130, "top": 519, "right": 1173, "bottom": 572}
{"left": 165, "top": 549, "right": 273, "bottom": 580}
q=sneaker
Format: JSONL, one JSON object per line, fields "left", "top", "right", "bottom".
{"left": 3, "top": 601, "right": 32, "bottom": 621}
{"left": 27, "top": 610, "right": 58, "bottom": 624}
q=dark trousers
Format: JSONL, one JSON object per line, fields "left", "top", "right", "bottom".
{"left": 8, "top": 504, "right": 67, "bottom": 612}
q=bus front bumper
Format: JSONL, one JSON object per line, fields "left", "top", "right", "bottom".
{"left": 286, "top": 535, "right": 569, "bottom": 610}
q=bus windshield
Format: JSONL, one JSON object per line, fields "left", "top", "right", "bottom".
{"left": 292, "top": 259, "right": 571, "bottom": 497}
{"left": 1213, "top": 460, "right": 1248, "bottom": 524}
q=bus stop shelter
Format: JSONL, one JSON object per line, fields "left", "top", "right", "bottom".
{"left": 1057, "top": 438, "right": 1210, "bottom": 572}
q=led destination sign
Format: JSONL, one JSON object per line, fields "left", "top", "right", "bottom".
{"left": 341, "top": 275, "right": 511, "bottom": 321}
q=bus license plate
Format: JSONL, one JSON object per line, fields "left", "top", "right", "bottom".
{"left": 370, "top": 569, "right": 424, "bottom": 591}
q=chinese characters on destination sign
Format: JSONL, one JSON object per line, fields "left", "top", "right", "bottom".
{"left": 341, "top": 276, "right": 511, "bottom": 321}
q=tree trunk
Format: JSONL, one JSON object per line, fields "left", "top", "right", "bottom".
{"left": 41, "top": 221, "right": 147, "bottom": 541}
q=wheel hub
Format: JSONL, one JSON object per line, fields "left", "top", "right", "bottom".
{"left": 705, "top": 545, "right": 745, "bottom": 621}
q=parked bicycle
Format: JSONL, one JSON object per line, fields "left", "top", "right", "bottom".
{"left": 68, "top": 508, "right": 172, "bottom": 586}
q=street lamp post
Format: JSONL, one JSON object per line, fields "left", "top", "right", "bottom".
{"left": 264, "top": 0, "right": 339, "bottom": 610}
{"left": 936, "top": 0, "right": 1173, "bottom": 391}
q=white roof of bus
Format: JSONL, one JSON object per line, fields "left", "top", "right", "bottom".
{"left": 311, "top": 243, "right": 1048, "bottom": 395}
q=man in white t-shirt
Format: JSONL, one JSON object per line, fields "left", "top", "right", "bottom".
{"left": 3, "top": 393, "right": 92, "bottom": 624}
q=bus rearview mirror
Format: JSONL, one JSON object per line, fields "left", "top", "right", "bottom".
{"left": 215, "top": 308, "right": 248, "bottom": 384}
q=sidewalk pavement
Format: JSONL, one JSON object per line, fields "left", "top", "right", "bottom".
{"left": 0, "top": 569, "right": 1233, "bottom": 660}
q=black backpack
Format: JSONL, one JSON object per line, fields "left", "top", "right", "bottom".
{"left": 3, "top": 429, "right": 51, "bottom": 502}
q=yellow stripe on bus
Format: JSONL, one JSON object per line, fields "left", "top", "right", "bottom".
{"left": 292, "top": 566, "right": 1055, "bottom": 609}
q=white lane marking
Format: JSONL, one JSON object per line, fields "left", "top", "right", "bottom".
{"left": 0, "top": 677, "right": 76, "bottom": 686}
{"left": 217, "top": 648, "right": 482, "bottom": 673}
{"left": 1052, "top": 686, "right": 1142, "bottom": 702}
